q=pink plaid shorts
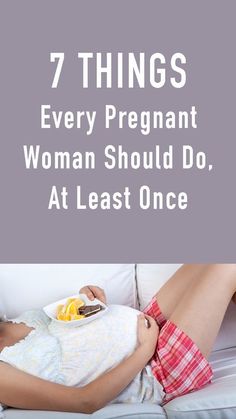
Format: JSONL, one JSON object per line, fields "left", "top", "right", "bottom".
{"left": 143, "top": 297, "right": 213, "bottom": 404}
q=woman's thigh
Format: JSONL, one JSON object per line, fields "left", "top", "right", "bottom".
{"left": 155, "top": 264, "right": 206, "bottom": 319}
{"left": 169, "top": 264, "right": 236, "bottom": 358}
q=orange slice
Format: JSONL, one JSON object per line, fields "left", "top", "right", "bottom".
{"left": 56, "top": 304, "right": 64, "bottom": 317}
{"left": 64, "top": 313, "right": 71, "bottom": 321}
{"left": 57, "top": 311, "right": 65, "bottom": 321}
{"left": 74, "top": 298, "right": 85, "bottom": 309}
{"left": 56, "top": 297, "right": 85, "bottom": 321}
{"left": 67, "top": 298, "right": 76, "bottom": 304}
{"left": 65, "top": 301, "right": 78, "bottom": 316}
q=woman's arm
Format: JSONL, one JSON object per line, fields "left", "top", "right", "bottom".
{"left": 0, "top": 361, "right": 88, "bottom": 413}
{"left": 83, "top": 314, "right": 159, "bottom": 412}
{"left": 0, "top": 314, "right": 158, "bottom": 414}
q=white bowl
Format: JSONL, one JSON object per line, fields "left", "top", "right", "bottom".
{"left": 43, "top": 293, "right": 108, "bottom": 327}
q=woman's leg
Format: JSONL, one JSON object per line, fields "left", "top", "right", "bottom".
{"left": 169, "top": 264, "right": 236, "bottom": 358}
{"left": 155, "top": 264, "right": 206, "bottom": 319}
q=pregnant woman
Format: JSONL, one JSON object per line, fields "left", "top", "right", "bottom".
{"left": 0, "top": 264, "right": 236, "bottom": 413}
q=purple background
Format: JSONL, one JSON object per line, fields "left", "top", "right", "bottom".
{"left": 0, "top": 1, "right": 235, "bottom": 262}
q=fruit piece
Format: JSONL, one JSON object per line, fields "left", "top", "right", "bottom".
{"left": 74, "top": 298, "right": 85, "bottom": 310}
{"left": 56, "top": 297, "right": 85, "bottom": 321}
{"left": 67, "top": 298, "right": 76, "bottom": 304}
{"left": 57, "top": 311, "right": 65, "bottom": 321}
{"left": 64, "top": 313, "right": 71, "bottom": 321}
{"left": 66, "top": 301, "right": 78, "bottom": 316}
{"left": 56, "top": 304, "right": 64, "bottom": 317}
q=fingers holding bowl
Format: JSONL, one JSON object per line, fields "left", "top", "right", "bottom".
{"left": 79, "top": 285, "right": 107, "bottom": 304}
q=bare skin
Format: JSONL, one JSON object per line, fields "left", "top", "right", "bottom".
{"left": 0, "top": 322, "right": 34, "bottom": 352}
{"left": 154, "top": 264, "right": 206, "bottom": 319}
{"left": 1, "top": 265, "right": 236, "bottom": 412}
{"left": 155, "top": 264, "right": 236, "bottom": 358}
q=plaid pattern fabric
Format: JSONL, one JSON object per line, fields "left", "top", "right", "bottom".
{"left": 143, "top": 297, "right": 167, "bottom": 328}
{"left": 143, "top": 297, "right": 213, "bottom": 404}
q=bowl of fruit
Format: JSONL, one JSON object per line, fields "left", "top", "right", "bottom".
{"left": 43, "top": 294, "right": 108, "bottom": 327}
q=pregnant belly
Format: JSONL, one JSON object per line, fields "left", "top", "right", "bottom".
{"left": 52, "top": 304, "right": 140, "bottom": 386}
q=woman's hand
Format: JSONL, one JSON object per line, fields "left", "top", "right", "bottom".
{"left": 79, "top": 285, "right": 106, "bottom": 304}
{"left": 137, "top": 313, "right": 159, "bottom": 359}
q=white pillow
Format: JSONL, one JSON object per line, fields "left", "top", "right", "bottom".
{"left": 137, "top": 264, "right": 236, "bottom": 352}
{"left": 137, "top": 264, "right": 182, "bottom": 310}
{"left": 0, "top": 264, "right": 136, "bottom": 318}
